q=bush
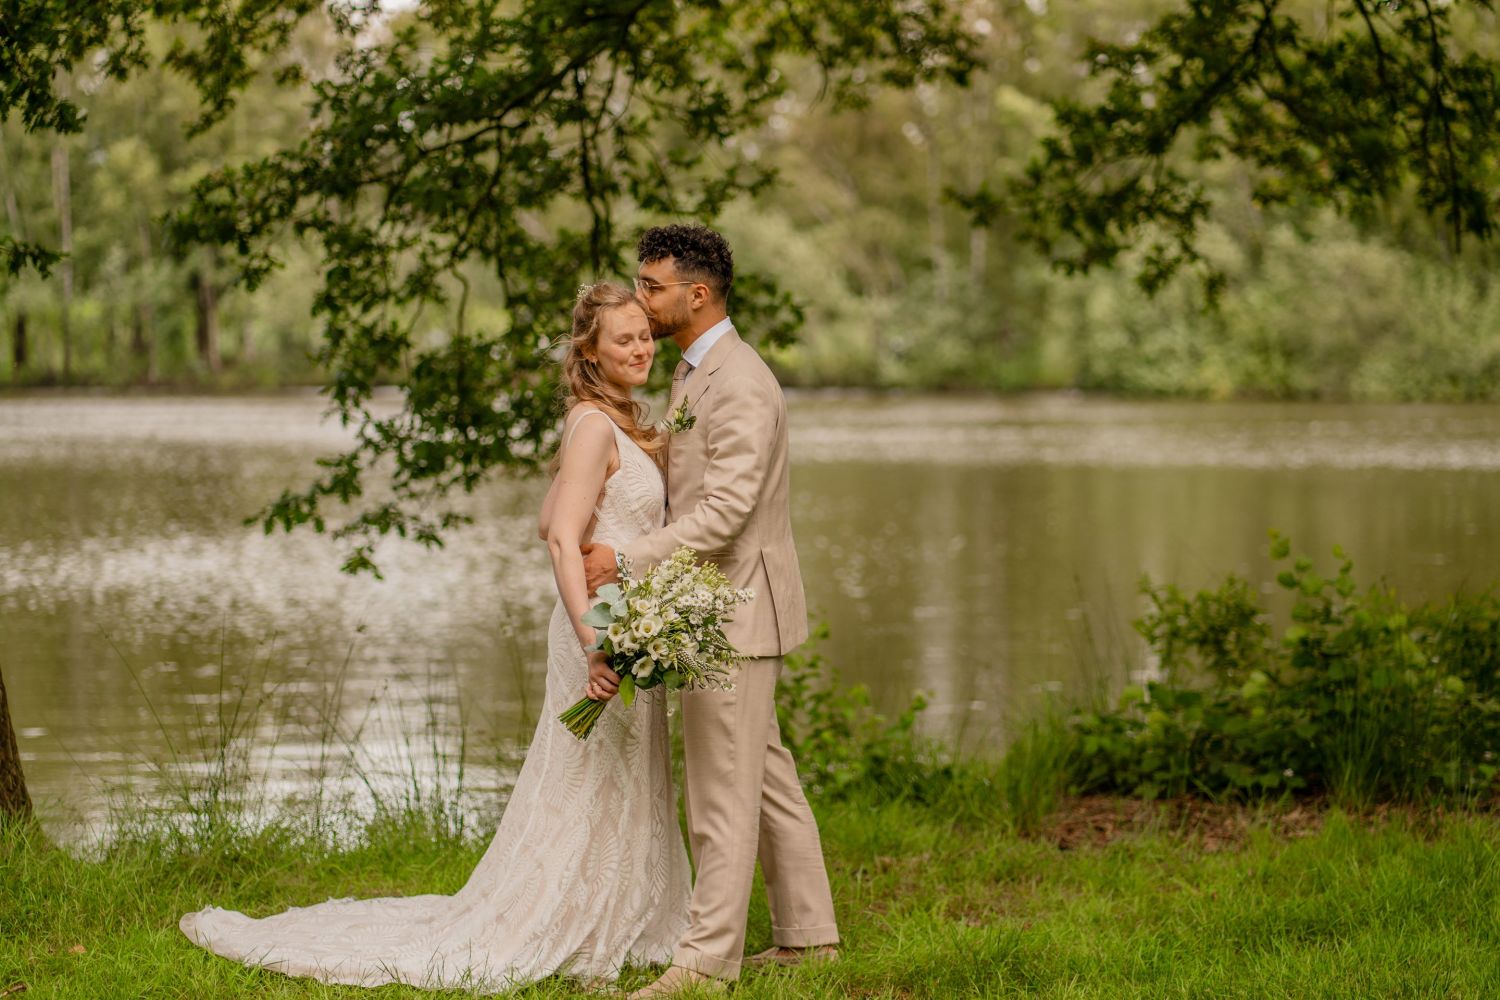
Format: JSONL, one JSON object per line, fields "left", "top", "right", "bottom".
{"left": 776, "top": 623, "right": 941, "bottom": 801}
{"left": 1070, "top": 533, "right": 1500, "bottom": 804}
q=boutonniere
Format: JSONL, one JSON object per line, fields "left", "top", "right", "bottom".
{"left": 661, "top": 399, "right": 696, "bottom": 434}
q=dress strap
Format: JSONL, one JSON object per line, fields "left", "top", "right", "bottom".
{"left": 564, "top": 407, "right": 617, "bottom": 450}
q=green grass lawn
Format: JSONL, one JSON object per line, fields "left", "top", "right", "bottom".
{"left": 6, "top": 793, "right": 1500, "bottom": 999}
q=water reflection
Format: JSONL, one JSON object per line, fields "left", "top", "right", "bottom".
{"left": 2, "top": 392, "right": 1498, "bottom": 837}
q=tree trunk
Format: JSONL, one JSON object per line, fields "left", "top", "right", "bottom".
{"left": 191, "top": 266, "right": 222, "bottom": 374}
{"left": 1, "top": 127, "right": 29, "bottom": 380}
{"left": 0, "top": 130, "right": 19, "bottom": 238}
{"left": 0, "top": 667, "right": 33, "bottom": 821}
{"left": 134, "top": 217, "right": 156, "bottom": 382}
{"left": 131, "top": 304, "right": 151, "bottom": 379}
{"left": 12, "top": 313, "right": 27, "bottom": 374}
{"left": 50, "top": 141, "right": 74, "bottom": 383}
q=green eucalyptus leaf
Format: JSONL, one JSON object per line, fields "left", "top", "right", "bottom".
{"left": 580, "top": 604, "right": 615, "bottom": 628}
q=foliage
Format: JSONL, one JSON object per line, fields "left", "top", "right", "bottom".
{"left": 997, "top": 0, "right": 1500, "bottom": 295}
{"left": 0, "top": 18, "right": 340, "bottom": 386}
{"left": 159, "top": 0, "right": 976, "bottom": 574}
{"left": 1035, "top": 212, "right": 1500, "bottom": 400}
{"left": 1070, "top": 532, "right": 1500, "bottom": 803}
{"left": 0, "top": 0, "right": 349, "bottom": 275}
{"left": 7, "top": 2, "right": 1500, "bottom": 407}
{"left": 775, "top": 623, "right": 938, "bottom": 800}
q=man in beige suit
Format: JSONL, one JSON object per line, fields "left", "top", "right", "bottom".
{"left": 582, "top": 224, "right": 838, "bottom": 996}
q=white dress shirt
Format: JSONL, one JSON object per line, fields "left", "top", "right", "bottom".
{"left": 682, "top": 317, "right": 735, "bottom": 371}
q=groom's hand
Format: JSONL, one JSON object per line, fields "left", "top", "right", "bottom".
{"left": 581, "top": 543, "right": 619, "bottom": 594}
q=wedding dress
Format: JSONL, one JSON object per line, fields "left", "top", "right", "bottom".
{"left": 180, "top": 412, "right": 692, "bottom": 990}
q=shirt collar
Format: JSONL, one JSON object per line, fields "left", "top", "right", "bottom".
{"left": 682, "top": 316, "right": 734, "bottom": 369}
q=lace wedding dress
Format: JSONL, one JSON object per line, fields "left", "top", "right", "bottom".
{"left": 181, "top": 412, "right": 692, "bottom": 991}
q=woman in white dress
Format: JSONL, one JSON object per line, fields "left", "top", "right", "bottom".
{"left": 180, "top": 282, "right": 692, "bottom": 991}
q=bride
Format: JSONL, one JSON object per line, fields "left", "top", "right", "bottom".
{"left": 180, "top": 282, "right": 692, "bottom": 990}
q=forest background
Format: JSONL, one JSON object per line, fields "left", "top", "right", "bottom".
{"left": 5, "top": 0, "right": 1498, "bottom": 403}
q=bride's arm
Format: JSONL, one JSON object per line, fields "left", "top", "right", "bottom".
{"left": 546, "top": 414, "right": 616, "bottom": 652}
{"left": 537, "top": 477, "right": 558, "bottom": 541}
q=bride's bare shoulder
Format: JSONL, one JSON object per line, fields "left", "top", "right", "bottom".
{"left": 559, "top": 407, "right": 622, "bottom": 469}
{"left": 564, "top": 403, "right": 614, "bottom": 429}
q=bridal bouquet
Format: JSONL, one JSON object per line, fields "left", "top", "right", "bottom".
{"left": 559, "top": 547, "right": 752, "bottom": 740}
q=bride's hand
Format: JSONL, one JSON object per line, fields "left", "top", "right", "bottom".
{"left": 585, "top": 651, "right": 622, "bottom": 702}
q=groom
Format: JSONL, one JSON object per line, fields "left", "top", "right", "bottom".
{"left": 583, "top": 224, "right": 839, "bottom": 996}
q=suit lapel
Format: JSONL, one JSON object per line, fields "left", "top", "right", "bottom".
{"left": 684, "top": 327, "right": 740, "bottom": 412}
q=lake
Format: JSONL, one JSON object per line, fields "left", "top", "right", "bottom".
{"left": 3, "top": 392, "right": 1498, "bottom": 837}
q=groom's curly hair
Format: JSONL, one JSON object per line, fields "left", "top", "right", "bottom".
{"left": 637, "top": 224, "right": 733, "bottom": 302}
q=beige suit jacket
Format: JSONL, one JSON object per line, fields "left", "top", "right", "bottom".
{"left": 621, "top": 328, "right": 808, "bottom": 658}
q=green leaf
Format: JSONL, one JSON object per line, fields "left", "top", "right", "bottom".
{"left": 580, "top": 603, "right": 615, "bottom": 628}
{"left": 596, "top": 584, "right": 623, "bottom": 606}
{"left": 619, "top": 674, "right": 636, "bottom": 708}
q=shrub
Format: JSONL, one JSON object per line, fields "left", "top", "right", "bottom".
{"left": 776, "top": 623, "right": 940, "bottom": 800}
{"left": 1070, "top": 533, "right": 1500, "bottom": 804}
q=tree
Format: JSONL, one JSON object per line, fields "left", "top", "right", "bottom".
{"left": 161, "top": 0, "right": 976, "bottom": 573}
{"left": 4, "top": 4, "right": 974, "bottom": 568}
{"left": 974, "top": 0, "right": 1500, "bottom": 295}
{"left": 2, "top": 0, "right": 324, "bottom": 272}
{"left": 0, "top": 667, "right": 31, "bottom": 820}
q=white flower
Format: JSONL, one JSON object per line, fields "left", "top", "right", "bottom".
{"left": 647, "top": 638, "right": 669, "bottom": 661}
{"left": 616, "top": 633, "right": 639, "bottom": 654}
{"left": 630, "top": 597, "right": 658, "bottom": 616}
{"left": 606, "top": 622, "right": 628, "bottom": 644}
{"left": 633, "top": 658, "right": 655, "bottom": 679}
{"left": 633, "top": 613, "right": 665, "bottom": 640}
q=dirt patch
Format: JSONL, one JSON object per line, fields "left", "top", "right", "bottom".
{"left": 1035, "top": 795, "right": 1465, "bottom": 852}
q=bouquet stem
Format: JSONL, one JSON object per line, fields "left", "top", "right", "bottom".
{"left": 558, "top": 697, "right": 608, "bottom": 740}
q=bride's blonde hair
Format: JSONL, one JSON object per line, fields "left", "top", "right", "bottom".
{"left": 554, "top": 281, "right": 665, "bottom": 470}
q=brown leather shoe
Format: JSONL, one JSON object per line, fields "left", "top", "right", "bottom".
{"left": 746, "top": 944, "right": 839, "bottom": 968}
{"left": 624, "top": 965, "right": 727, "bottom": 998}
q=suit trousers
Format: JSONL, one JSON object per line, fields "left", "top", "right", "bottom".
{"left": 672, "top": 655, "right": 840, "bottom": 980}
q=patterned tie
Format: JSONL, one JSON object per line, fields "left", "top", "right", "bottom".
{"left": 669, "top": 359, "right": 690, "bottom": 410}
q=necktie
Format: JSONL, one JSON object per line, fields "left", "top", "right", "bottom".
{"left": 669, "top": 359, "right": 690, "bottom": 409}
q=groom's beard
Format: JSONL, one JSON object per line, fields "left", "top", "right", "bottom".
{"left": 644, "top": 304, "right": 690, "bottom": 341}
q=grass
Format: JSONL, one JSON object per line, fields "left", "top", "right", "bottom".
{"left": 7, "top": 777, "right": 1500, "bottom": 999}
